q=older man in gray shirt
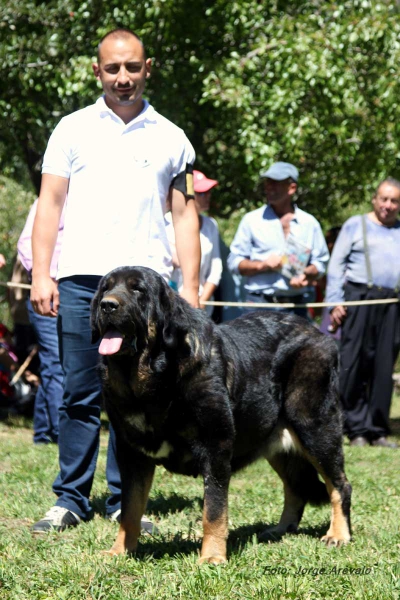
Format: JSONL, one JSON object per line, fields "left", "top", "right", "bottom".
{"left": 326, "top": 177, "right": 400, "bottom": 448}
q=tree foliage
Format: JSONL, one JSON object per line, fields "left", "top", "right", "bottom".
{"left": 1, "top": 0, "right": 400, "bottom": 237}
{"left": 0, "top": 176, "right": 35, "bottom": 283}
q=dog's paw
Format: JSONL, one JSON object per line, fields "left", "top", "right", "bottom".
{"left": 101, "top": 548, "right": 125, "bottom": 557}
{"left": 101, "top": 544, "right": 134, "bottom": 556}
{"left": 198, "top": 555, "right": 227, "bottom": 565}
{"left": 320, "top": 535, "right": 349, "bottom": 548}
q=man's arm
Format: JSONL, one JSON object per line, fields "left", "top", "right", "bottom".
{"left": 325, "top": 220, "right": 354, "bottom": 327}
{"left": 31, "top": 174, "right": 68, "bottom": 317}
{"left": 171, "top": 188, "right": 200, "bottom": 308}
{"left": 238, "top": 256, "right": 282, "bottom": 276}
{"left": 227, "top": 216, "right": 282, "bottom": 276}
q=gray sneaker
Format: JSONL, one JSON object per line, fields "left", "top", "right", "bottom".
{"left": 31, "top": 506, "right": 81, "bottom": 533}
{"left": 108, "top": 509, "right": 158, "bottom": 535}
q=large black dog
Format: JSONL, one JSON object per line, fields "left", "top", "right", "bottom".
{"left": 91, "top": 266, "right": 351, "bottom": 564}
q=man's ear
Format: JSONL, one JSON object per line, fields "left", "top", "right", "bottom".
{"left": 145, "top": 58, "right": 152, "bottom": 79}
{"left": 288, "top": 182, "right": 297, "bottom": 197}
{"left": 92, "top": 63, "right": 100, "bottom": 81}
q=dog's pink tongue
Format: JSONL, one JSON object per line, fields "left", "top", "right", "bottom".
{"left": 99, "top": 330, "right": 123, "bottom": 355}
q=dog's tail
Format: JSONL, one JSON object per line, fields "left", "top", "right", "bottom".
{"left": 273, "top": 453, "right": 330, "bottom": 506}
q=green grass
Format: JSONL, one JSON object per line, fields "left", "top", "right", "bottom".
{"left": 0, "top": 398, "right": 399, "bottom": 600}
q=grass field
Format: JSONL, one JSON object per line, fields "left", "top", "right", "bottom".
{"left": 0, "top": 397, "right": 399, "bottom": 600}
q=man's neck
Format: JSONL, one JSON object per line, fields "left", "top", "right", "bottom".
{"left": 104, "top": 98, "right": 145, "bottom": 124}
{"left": 269, "top": 201, "right": 295, "bottom": 218}
{"left": 367, "top": 210, "right": 398, "bottom": 228}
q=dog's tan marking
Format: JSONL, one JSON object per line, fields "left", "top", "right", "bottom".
{"left": 102, "top": 294, "right": 120, "bottom": 304}
{"left": 199, "top": 501, "right": 228, "bottom": 565}
{"left": 188, "top": 332, "right": 200, "bottom": 356}
{"left": 104, "top": 467, "right": 155, "bottom": 556}
{"left": 179, "top": 333, "right": 204, "bottom": 376}
{"left": 320, "top": 482, "right": 351, "bottom": 547}
{"left": 303, "top": 453, "right": 351, "bottom": 547}
{"left": 130, "top": 351, "right": 152, "bottom": 396}
{"left": 147, "top": 321, "right": 157, "bottom": 343}
{"left": 225, "top": 360, "right": 234, "bottom": 395}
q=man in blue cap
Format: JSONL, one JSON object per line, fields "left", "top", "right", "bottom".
{"left": 227, "top": 161, "right": 329, "bottom": 317}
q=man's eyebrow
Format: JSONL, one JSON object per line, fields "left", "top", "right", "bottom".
{"left": 104, "top": 61, "right": 143, "bottom": 67}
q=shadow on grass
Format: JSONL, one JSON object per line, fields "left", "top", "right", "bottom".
{"left": 389, "top": 417, "right": 400, "bottom": 437}
{"left": 135, "top": 520, "right": 331, "bottom": 560}
{"left": 106, "top": 510, "right": 331, "bottom": 560}
{"left": 227, "top": 520, "right": 331, "bottom": 556}
{"left": 91, "top": 492, "right": 203, "bottom": 519}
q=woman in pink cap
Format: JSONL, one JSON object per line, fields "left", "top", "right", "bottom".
{"left": 166, "top": 170, "right": 222, "bottom": 317}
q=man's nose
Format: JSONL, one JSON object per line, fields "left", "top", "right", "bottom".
{"left": 117, "top": 67, "right": 130, "bottom": 84}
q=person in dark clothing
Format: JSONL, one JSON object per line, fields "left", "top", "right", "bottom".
{"left": 326, "top": 177, "right": 400, "bottom": 448}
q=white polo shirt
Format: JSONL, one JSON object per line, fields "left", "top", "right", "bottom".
{"left": 42, "top": 97, "right": 195, "bottom": 280}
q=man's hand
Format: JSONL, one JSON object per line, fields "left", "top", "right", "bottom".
{"left": 290, "top": 264, "right": 319, "bottom": 288}
{"left": 330, "top": 305, "right": 347, "bottom": 328}
{"left": 289, "top": 273, "right": 309, "bottom": 288}
{"left": 180, "top": 286, "right": 200, "bottom": 309}
{"left": 239, "top": 255, "right": 282, "bottom": 276}
{"left": 30, "top": 276, "right": 59, "bottom": 317}
{"left": 262, "top": 254, "right": 282, "bottom": 271}
{"left": 0, "top": 254, "right": 6, "bottom": 269}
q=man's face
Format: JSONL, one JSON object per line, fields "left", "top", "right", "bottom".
{"left": 194, "top": 190, "right": 212, "bottom": 214}
{"left": 372, "top": 182, "right": 400, "bottom": 226}
{"left": 92, "top": 36, "right": 151, "bottom": 111}
{"left": 263, "top": 178, "right": 296, "bottom": 206}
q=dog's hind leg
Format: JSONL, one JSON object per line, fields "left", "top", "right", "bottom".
{"left": 306, "top": 450, "right": 352, "bottom": 547}
{"left": 286, "top": 426, "right": 352, "bottom": 546}
{"left": 260, "top": 451, "right": 327, "bottom": 541}
{"left": 282, "top": 338, "right": 352, "bottom": 546}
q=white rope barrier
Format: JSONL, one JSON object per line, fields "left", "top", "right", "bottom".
{"left": 1, "top": 280, "right": 398, "bottom": 309}
{"left": 201, "top": 298, "right": 400, "bottom": 309}
{"left": 0, "top": 281, "right": 32, "bottom": 290}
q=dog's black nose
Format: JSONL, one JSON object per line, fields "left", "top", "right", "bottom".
{"left": 100, "top": 298, "right": 120, "bottom": 314}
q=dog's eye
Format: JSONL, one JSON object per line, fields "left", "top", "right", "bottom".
{"left": 130, "top": 286, "right": 142, "bottom": 295}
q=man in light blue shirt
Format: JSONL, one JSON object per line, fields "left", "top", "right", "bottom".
{"left": 227, "top": 162, "right": 329, "bottom": 318}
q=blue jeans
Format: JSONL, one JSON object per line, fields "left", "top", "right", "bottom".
{"left": 53, "top": 276, "right": 121, "bottom": 520}
{"left": 27, "top": 299, "right": 63, "bottom": 444}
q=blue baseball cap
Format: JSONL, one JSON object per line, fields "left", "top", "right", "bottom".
{"left": 260, "top": 162, "right": 299, "bottom": 182}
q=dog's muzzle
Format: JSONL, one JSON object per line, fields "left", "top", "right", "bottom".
{"left": 100, "top": 298, "right": 120, "bottom": 314}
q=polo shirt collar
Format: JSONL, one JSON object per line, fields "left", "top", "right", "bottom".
{"left": 95, "top": 96, "right": 157, "bottom": 125}
{"left": 264, "top": 203, "right": 300, "bottom": 221}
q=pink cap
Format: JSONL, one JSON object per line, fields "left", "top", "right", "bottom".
{"left": 193, "top": 170, "right": 218, "bottom": 193}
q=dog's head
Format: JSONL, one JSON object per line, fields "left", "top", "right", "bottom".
{"left": 91, "top": 266, "right": 186, "bottom": 357}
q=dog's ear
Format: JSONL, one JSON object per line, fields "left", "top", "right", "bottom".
{"left": 158, "top": 284, "right": 179, "bottom": 350}
{"left": 90, "top": 285, "right": 101, "bottom": 344}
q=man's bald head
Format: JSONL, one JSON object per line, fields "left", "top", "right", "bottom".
{"left": 97, "top": 28, "right": 146, "bottom": 64}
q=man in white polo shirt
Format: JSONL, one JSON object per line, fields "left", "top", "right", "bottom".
{"left": 30, "top": 28, "right": 200, "bottom": 533}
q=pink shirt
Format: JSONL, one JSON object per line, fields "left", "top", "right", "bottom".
{"left": 17, "top": 199, "right": 65, "bottom": 279}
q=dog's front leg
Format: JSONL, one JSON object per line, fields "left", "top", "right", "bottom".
{"left": 105, "top": 449, "right": 155, "bottom": 556}
{"left": 199, "top": 452, "right": 231, "bottom": 565}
